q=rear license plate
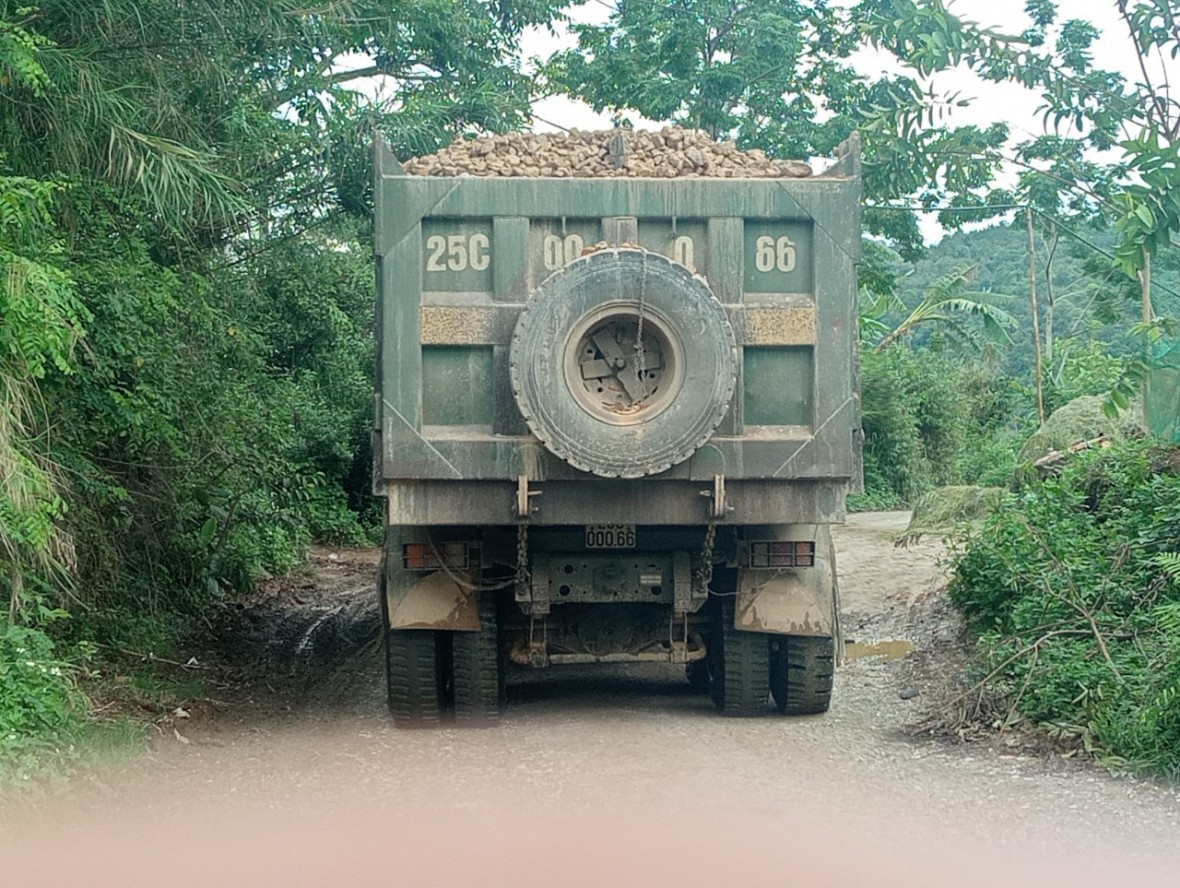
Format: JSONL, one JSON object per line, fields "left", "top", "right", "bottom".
{"left": 584, "top": 524, "right": 636, "bottom": 548}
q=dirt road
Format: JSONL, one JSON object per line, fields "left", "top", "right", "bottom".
{"left": 5, "top": 513, "right": 1179, "bottom": 886}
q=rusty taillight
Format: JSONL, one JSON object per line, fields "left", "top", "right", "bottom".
{"left": 402, "top": 542, "right": 470, "bottom": 571}
{"left": 748, "top": 540, "right": 815, "bottom": 568}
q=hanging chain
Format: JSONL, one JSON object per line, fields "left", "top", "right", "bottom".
{"left": 695, "top": 520, "right": 717, "bottom": 592}
{"left": 634, "top": 250, "right": 647, "bottom": 399}
{"left": 515, "top": 520, "right": 530, "bottom": 591}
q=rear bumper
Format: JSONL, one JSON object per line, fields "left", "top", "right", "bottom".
{"left": 384, "top": 479, "right": 847, "bottom": 526}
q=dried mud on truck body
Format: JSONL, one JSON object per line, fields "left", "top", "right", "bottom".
{"left": 373, "top": 127, "right": 863, "bottom": 725}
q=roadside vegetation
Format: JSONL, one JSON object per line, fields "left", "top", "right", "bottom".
{"left": 0, "top": 0, "right": 566, "bottom": 784}
{"left": 949, "top": 442, "right": 1180, "bottom": 776}
{"left": 2, "top": 0, "right": 1180, "bottom": 781}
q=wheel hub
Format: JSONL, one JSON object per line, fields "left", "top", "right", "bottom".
{"left": 564, "top": 306, "right": 683, "bottom": 425}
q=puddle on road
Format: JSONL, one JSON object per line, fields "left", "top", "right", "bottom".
{"left": 843, "top": 639, "right": 915, "bottom": 661}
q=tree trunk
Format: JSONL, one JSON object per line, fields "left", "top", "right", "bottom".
{"left": 1141, "top": 251, "right": 1153, "bottom": 420}
{"left": 1026, "top": 208, "right": 1045, "bottom": 425}
{"left": 1043, "top": 224, "right": 1058, "bottom": 367}
{"left": 1141, "top": 252, "right": 1153, "bottom": 325}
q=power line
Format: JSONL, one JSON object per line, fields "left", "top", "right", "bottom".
{"left": 873, "top": 201, "right": 1028, "bottom": 212}
{"left": 527, "top": 111, "right": 573, "bottom": 132}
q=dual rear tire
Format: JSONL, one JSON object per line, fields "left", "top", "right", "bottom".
{"left": 386, "top": 595, "right": 833, "bottom": 723}
{"left": 703, "top": 602, "right": 834, "bottom": 716}
{"left": 451, "top": 593, "right": 504, "bottom": 726}
{"left": 386, "top": 594, "right": 503, "bottom": 727}
{"left": 709, "top": 604, "right": 770, "bottom": 717}
{"left": 770, "top": 634, "right": 835, "bottom": 716}
{"left": 386, "top": 629, "right": 447, "bottom": 727}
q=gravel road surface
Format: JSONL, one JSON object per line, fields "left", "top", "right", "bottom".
{"left": 4, "top": 513, "right": 1178, "bottom": 886}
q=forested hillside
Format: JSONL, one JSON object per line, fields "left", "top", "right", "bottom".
{"left": 897, "top": 223, "right": 1180, "bottom": 377}
{"left": 850, "top": 216, "right": 1180, "bottom": 510}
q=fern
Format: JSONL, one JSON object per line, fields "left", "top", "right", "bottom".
{"left": 1142, "top": 602, "right": 1180, "bottom": 733}
{"left": 1153, "top": 553, "right": 1180, "bottom": 585}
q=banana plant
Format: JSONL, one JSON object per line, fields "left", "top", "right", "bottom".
{"left": 871, "top": 263, "right": 1018, "bottom": 353}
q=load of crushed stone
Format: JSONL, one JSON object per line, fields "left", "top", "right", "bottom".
{"left": 401, "top": 127, "right": 815, "bottom": 179}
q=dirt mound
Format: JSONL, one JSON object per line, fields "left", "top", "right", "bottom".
{"left": 402, "top": 127, "right": 815, "bottom": 179}
{"left": 1017, "top": 395, "right": 1142, "bottom": 465}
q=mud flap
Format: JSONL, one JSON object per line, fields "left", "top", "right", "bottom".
{"left": 734, "top": 524, "right": 839, "bottom": 638}
{"left": 386, "top": 569, "right": 481, "bottom": 631}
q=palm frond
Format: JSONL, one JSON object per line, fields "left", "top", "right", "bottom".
{"left": 4, "top": 14, "right": 253, "bottom": 233}
{"left": 106, "top": 124, "right": 247, "bottom": 225}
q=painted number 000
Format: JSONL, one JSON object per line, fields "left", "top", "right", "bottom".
{"left": 754, "top": 235, "right": 797, "bottom": 273}
{"left": 426, "top": 233, "right": 490, "bottom": 272}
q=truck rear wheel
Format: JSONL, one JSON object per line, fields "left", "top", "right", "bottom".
{"left": 386, "top": 629, "right": 447, "bottom": 727}
{"left": 452, "top": 594, "right": 503, "bottom": 725}
{"left": 770, "top": 635, "right": 835, "bottom": 715}
{"left": 712, "top": 601, "right": 770, "bottom": 717}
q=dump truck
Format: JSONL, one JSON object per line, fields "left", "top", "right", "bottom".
{"left": 373, "top": 128, "right": 862, "bottom": 725}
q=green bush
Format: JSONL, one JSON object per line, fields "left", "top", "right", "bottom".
{"left": 858, "top": 346, "right": 1021, "bottom": 506}
{"left": 949, "top": 441, "right": 1180, "bottom": 775}
{"left": 29, "top": 194, "right": 377, "bottom": 622}
{"left": 955, "top": 430, "right": 1022, "bottom": 487}
{"left": 1043, "top": 339, "right": 1129, "bottom": 415}
{"left": 0, "top": 624, "right": 89, "bottom": 783}
{"left": 859, "top": 348, "right": 928, "bottom": 505}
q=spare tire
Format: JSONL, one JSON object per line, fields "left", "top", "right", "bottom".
{"left": 510, "top": 248, "right": 737, "bottom": 478}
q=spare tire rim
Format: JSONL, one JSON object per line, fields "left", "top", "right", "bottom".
{"left": 563, "top": 301, "right": 685, "bottom": 427}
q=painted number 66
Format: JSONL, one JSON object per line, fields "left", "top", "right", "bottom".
{"left": 754, "top": 235, "right": 797, "bottom": 273}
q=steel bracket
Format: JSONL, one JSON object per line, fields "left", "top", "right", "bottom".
{"left": 516, "top": 474, "right": 541, "bottom": 519}
{"left": 700, "top": 474, "right": 729, "bottom": 520}
{"left": 672, "top": 550, "right": 695, "bottom": 614}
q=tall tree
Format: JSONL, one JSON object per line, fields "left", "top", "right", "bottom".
{"left": 863, "top": 0, "right": 1180, "bottom": 277}
{"left": 1, "top": 0, "right": 567, "bottom": 233}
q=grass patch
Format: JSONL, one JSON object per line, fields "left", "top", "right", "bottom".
{"left": 0, "top": 624, "right": 91, "bottom": 787}
{"left": 1016, "top": 394, "right": 1142, "bottom": 466}
{"left": 0, "top": 618, "right": 201, "bottom": 791}
{"left": 846, "top": 489, "right": 906, "bottom": 512}
{"left": 899, "top": 485, "right": 1005, "bottom": 545}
